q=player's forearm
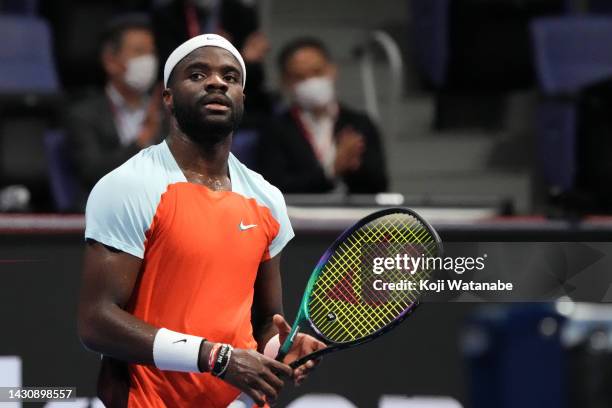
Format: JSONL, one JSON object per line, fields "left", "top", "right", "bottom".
{"left": 252, "top": 255, "right": 284, "bottom": 353}
{"left": 78, "top": 302, "right": 157, "bottom": 365}
{"left": 79, "top": 303, "right": 217, "bottom": 372}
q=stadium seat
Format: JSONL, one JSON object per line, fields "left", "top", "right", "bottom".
{"left": 413, "top": 0, "right": 563, "bottom": 129}
{"left": 231, "top": 129, "right": 260, "bottom": 170}
{"left": 531, "top": 17, "right": 612, "bottom": 95}
{"left": 0, "top": 15, "right": 59, "bottom": 97}
{"left": 462, "top": 304, "right": 566, "bottom": 408}
{"left": 531, "top": 16, "right": 612, "bottom": 197}
{"left": 44, "top": 130, "right": 79, "bottom": 212}
{"left": 536, "top": 100, "right": 577, "bottom": 194}
{"left": 410, "top": 0, "right": 450, "bottom": 88}
{"left": 0, "top": 0, "right": 38, "bottom": 15}
{"left": 0, "top": 15, "right": 62, "bottom": 211}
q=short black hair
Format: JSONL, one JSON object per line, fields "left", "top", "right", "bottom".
{"left": 277, "top": 37, "right": 332, "bottom": 74}
{"left": 100, "top": 13, "right": 152, "bottom": 53}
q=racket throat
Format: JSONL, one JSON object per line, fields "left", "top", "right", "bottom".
{"left": 277, "top": 324, "right": 300, "bottom": 362}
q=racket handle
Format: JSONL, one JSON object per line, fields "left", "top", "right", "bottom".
{"left": 275, "top": 347, "right": 289, "bottom": 362}
{"left": 276, "top": 322, "right": 300, "bottom": 362}
{"left": 288, "top": 345, "right": 333, "bottom": 369}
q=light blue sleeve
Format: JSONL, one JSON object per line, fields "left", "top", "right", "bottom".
{"left": 267, "top": 187, "right": 295, "bottom": 258}
{"left": 84, "top": 172, "right": 153, "bottom": 259}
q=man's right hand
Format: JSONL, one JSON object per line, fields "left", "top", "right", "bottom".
{"left": 241, "top": 32, "right": 270, "bottom": 63}
{"left": 208, "top": 347, "right": 292, "bottom": 406}
{"left": 334, "top": 126, "right": 365, "bottom": 176}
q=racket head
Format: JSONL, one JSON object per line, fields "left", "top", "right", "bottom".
{"left": 300, "top": 207, "right": 442, "bottom": 347}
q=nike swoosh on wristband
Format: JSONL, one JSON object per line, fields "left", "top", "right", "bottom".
{"left": 239, "top": 221, "right": 257, "bottom": 231}
{"left": 172, "top": 339, "right": 187, "bottom": 344}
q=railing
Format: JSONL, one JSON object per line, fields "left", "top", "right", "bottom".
{"left": 2, "top": 211, "right": 612, "bottom": 240}
{"left": 356, "top": 30, "right": 405, "bottom": 139}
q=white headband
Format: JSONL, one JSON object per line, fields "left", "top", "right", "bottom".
{"left": 163, "top": 33, "right": 246, "bottom": 88}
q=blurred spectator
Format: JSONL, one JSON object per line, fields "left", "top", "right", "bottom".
{"left": 259, "top": 38, "right": 388, "bottom": 194}
{"left": 152, "top": 0, "right": 273, "bottom": 124}
{"left": 65, "top": 14, "right": 166, "bottom": 198}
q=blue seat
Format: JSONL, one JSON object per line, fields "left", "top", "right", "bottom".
{"left": 0, "top": 15, "right": 59, "bottom": 95}
{"left": 231, "top": 129, "right": 260, "bottom": 170}
{"left": 536, "top": 100, "right": 577, "bottom": 193}
{"left": 531, "top": 17, "right": 612, "bottom": 95}
{"left": 0, "top": 16, "right": 61, "bottom": 211}
{"left": 410, "top": 0, "right": 450, "bottom": 88}
{"left": 463, "top": 304, "right": 566, "bottom": 408}
{"left": 0, "top": 0, "right": 38, "bottom": 15}
{"left": 44, "top": 130, "right": 79, "bottom": 212}
{"left": 531, "top": 17, "right": 612, "bottom": 195}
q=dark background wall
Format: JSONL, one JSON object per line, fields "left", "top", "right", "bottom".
{"left": 0, "top": 231, "right": 476, "bottom": 407}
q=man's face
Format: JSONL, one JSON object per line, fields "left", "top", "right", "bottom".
{"left": 282, "top": 46, "right": 336, "bottom": 91}
{"left": 103, "top": 28, "right": 156, "bottom": 79}
{"left": 163, "top": 46, "right": 245, "bottom": 143}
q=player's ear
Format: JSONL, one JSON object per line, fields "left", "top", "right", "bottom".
{"left": 162, "top": 88, "right": 174, "bottom": 114}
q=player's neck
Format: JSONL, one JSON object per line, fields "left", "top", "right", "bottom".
{"left": 166, "top": 128, "right": 232, "bottom": 179}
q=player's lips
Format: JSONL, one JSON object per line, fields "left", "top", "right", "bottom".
{"left": 203, "top": 103, "right": 230, "bottom": 111}
{"left": 200, "top": 94, "right": 232, "bottom": 112}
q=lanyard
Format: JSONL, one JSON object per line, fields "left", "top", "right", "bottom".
{"left": 290, "top": 106, "right": 325, "bottom": 162}
{"left": 184, "top": 3, "right": 200, "bottom": 38}
{"left": 184, "top": 3, "right": 220, "bottom": 38}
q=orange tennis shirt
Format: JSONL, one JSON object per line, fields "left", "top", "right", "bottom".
{"left": 84, "top": 140, "right": 294, "bottom": 407}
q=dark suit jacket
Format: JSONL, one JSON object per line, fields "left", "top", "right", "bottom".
{"left": 259, "top": 105, "right": 389, "bottom": 194}
{"left": 65, "top": 92, "right": 165, "bottom": 192}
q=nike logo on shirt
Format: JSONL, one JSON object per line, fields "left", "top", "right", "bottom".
{"left": 239, "top": 221, "right": 257, "bottom": 231}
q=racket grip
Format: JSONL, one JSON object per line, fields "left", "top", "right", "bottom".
{"left": 275, "top": 325, "right": 298, "bottom": 362}
{"left": 288, "top": 345, "right": 332, "bottom": 369}
{"left": 275, "top": 348, "right": 288, "bottom": 362}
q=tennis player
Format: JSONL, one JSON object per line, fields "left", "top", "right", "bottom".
{"left": 77, "top": 34, "right": 325, "bottom": 407}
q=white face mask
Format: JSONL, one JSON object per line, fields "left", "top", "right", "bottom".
{"left": 124, "top": 54, "right": 158, "bottom": 93}
{"left": 292, "top": 76, "right": 335, "bottom": 110}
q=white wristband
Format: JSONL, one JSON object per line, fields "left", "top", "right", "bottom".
{"left": 263, "top": 334, "right": 281, "bottom": 358}
{"left": 152, "top": 328, "right": 204, "bottom": 373}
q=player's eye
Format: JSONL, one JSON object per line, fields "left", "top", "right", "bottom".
{"left": 224, "top": 74, "right": 239, "bottom": 83}
{"left": 189, "top": 72, "right": 205, "bottom": 81}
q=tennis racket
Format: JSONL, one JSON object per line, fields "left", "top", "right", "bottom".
{"left": 277, "top": 206, "right": 442, "bottom": 367}
{"left": 234, "top": 207, "right": 442, "bottom": 406}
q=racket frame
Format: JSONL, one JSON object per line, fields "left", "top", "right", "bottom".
{"left": 277, "top": 207, "right": 443, "bottom": 367}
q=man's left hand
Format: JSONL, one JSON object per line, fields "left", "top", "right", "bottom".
{"left": 272, "top": 314, "right": 326, "bottom": 386}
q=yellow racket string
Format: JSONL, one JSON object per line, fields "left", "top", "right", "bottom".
{"left": 308, "top": 213, "right": 439, "bottom": 343}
